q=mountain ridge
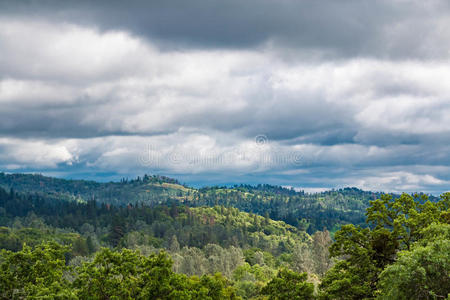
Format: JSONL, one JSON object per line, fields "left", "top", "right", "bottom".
{"left": 0, "top": 171, "right": 439, "bottom": 233}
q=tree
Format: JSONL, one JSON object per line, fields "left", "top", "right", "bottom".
{"left": 169, "top": 235, "right": 180, "bottom": 252}
{"left": 261, "top": 268, "right": 314, "bottom": 300}
{"left": 365, "top": 193, "right": 442, "bottom": 251}
{"left": 74, "top": 248, "right": 173, "bottom": 299}
{"left": 73, "top": 248, "right": 239, "bottom": 299}
{"left": 109, "top": 214, "right": 125, "bottom": 247}
{"left": 319, "top": 226, "right": 379, "bottom": 299}
{"left": 233, "top": 263, "right": 275, "bottom": 299}
{"left": 320, "top": 193, "right": 450, "bottom": 299}
{"left": 86, "top": 235, "right": 96, "bottom": 254}
{"left": 0, "top": 242, "right": 75, "bottom": 299}
{"left": 377, "top": 223, "right": 450, "bottom": 299}
{"left": 311, "top": 230, "right": 332, "bottom": 275}
{"left": 291, "top": 243, "right": 315, "bottom": 274}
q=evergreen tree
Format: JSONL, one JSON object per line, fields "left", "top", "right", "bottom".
{"left": 109, "top": 214, "right": 125, "bottom": 247}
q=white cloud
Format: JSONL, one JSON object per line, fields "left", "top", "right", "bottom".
{"left": 353, "top": 171, "right": 449, "bottom": 193}
{"left": 0, "top": 18, "right": 448, "bottom": 193}
{"left": 0, "top": 138, "right": 74, "bottom": 168}
{"left": 0, "top": 18, "right": 149, "bottom": 82}
{"left": 2, "top": 19, "right": 450, "bottom": 141}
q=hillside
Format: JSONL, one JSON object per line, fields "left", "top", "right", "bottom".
{"left": 0, "top": 172, "right": 192, "bottom": 204}
{"left": 0, "top": 174, "right": 448, "bottom": 299}
{"left": 3, "top": 172, "right": 438, "bottom": 233}
{"left": 0, "top": 172, "right": 386, "bottom": 233}
{"left": 0, "top": 185, "right": 310, "bottom": 252}
{"left": 0, "top": 184, "right": 330, "bottom": 298}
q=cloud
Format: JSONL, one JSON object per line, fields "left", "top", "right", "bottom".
{"left": 1, "top": 133, "right": 448, "bottom": 194}
{"left": 0, "top": 138, "right": 75, "bottom": 168}
{"left": 0, "top": 4, "right": 449, "bottom": 194}
{"left": 2, "top": 0, "right": 450, "bottom": 60}
{"left": 2, "top": 20, "right": 449, "bottom": 145}
{"left": 345, "top": 170, "right": 450, "bottom": 194}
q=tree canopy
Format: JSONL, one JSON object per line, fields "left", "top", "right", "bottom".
{"left": 319, "top": 192, "right": 450, "bottom": 299}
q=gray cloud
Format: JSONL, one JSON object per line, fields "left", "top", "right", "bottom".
{"left": 2, "top": 0, "right": 450, "bottom": 59}
{"left": 0, "top": 1, "right": 449, "bottom": 194}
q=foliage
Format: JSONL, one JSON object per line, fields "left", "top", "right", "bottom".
{"left": 0, "top": 186, "right": 316, "bottom": 266}
{"left": 319, "top": 192, "right": 450, "bottom": 299}
{"left": 0, "top": 243, "right": 239, "bottom": 299}
{"left": 1, "top": 172, "right": 448, "bottom": 299}
{"left": 0, "top": 172, "right": 405, "bottom": 233}
{"left": 377, "top": 223, "right": 450, "bottom": 300}
{"left": 233, "top": 263, "right": 276, "bottom": 299}
{"left": 261, "top": 268, "right": 315, "bottom": 300}
{"left": 74, "top": 247, "right": 240, "bottom": 299}
{"left": 0, "top": 242, "right": 75, "bottom": 299}
{"left": 0, "top": 183, "right": 330, "bottom": 299}
{"left": 172, "top": 244, "right": 245, "bottom": 278}
{"left": 0, "top": 172, "right": 186, "bottom": 206}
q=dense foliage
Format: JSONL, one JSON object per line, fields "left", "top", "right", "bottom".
{"left": 0, "top": 244, "right": 239, "bottom": 299}
{"left": 0, "top": 172, "right": 184, "bottom": 205}
{"left": 0, "top": 172, "right": 404, "bottom": 233}
{"left": 0, "top": 172, "right": 448, "bottom": 299}
{"left": 0, "top": 186, "right": 311, "bottom": 254}
{"left": 261, "top": 268, "right": 314, "bottom": 299}
{"left": 319, "top": 192, "right": 450, "bottom": 299}
{"left": 0, "top": 184, "right": 330, "bottom": 299}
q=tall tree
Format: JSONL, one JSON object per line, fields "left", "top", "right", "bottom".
{"left": 320, "top": 193, "right": 450, "bottom": 299}
{"left": 378, "top": 223, "right": 450, "bottom": 299}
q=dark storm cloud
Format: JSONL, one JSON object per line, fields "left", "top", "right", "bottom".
{"left": 2, "top": 0, "right": 450, "bottom": 59}
{"left": 0, "top": 97, "right": 176, "bottom": 139}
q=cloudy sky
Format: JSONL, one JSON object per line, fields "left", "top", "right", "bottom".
{"left": 0, "top": 0, "right": 449, "bottom": 194}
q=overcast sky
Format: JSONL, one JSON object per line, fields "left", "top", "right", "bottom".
{"left": 0, "top": 0, "right": 449, "bottom": 194}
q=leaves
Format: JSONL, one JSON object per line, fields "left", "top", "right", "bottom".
{"left": 261, "top": 268, "right": 314, "bottom": 300}
{"left": 0, "top": 242, "right": 75, "bottom": 299}
{"left": 320, "top": 193, "right": 450, "bottom": 299}
{"left": 0, "top": 244, "right": 240, "bottom": 299}
{"left": 378, "top": 226, "right": 450, "bottom": 300}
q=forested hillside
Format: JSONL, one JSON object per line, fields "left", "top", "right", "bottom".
{"left": 0, "top": 185, "right": 331, "bottom": 298}
{"left": 0, "top": 172, "right": 187, "bottom": 205}
{"left": 0, "top": 172, "right": 407, "bottom": 233}
{"left": 0, "top": 179, "right": 448, "bottom": 299}
{"left": 193, "top": 185, "right": 383, "bottom": 233}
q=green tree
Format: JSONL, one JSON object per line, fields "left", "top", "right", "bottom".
{"left": 86, "top": 235, "right": 96, "bottom": 254}
{"left": 109, "top": 214, "right": 126, "bottom": 247}
{"left": 73, "top": 248, "right": 239, "bottom": 299}
{"left": 74, "top": 248, "right": 173, "bottom": 299}
{"left": 320, "top": 193, "right": 450, "bottom": 300}
{"left": 377, "top": 223, "right": 450, "bottom": 300}
{"left": 0, "top": 242, "right": 75, "bottom": 299}
{"left": 169, "top": 235, "right": 180, "bottom": 252}
{"left": 319, "top": 225, "right": 379, "bottom": 299}
{"left": 233, "top": 263, "right": 275, "bottom": 299}
{"left": 261, "top": 268, "right": 314, "bottom": 300}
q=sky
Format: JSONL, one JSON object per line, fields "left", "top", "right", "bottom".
{"left": 0, "top": 0, "right": 449, "bottom": 194}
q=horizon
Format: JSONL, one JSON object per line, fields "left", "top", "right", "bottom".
{"left": 0, "top": 1, "right": 449, "bottom": 195}
{"left": 0, "top": 170, "right": 443, "bottom": 197}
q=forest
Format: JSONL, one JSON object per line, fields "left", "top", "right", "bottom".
{"left": 0, "top": 172, "right": 408, "bottom": 233}
{"left": 0, "top": 173, "right": 448, "bottom": 299}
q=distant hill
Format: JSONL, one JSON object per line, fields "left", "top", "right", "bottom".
{"left": 0, "top": 172, "right": 436, "bottom": 233}
{"left": 0, "top": 172, "right": 192, "bottom": 205}
{"left": 0, "top": 185, "right": 310, "bottom": 253}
